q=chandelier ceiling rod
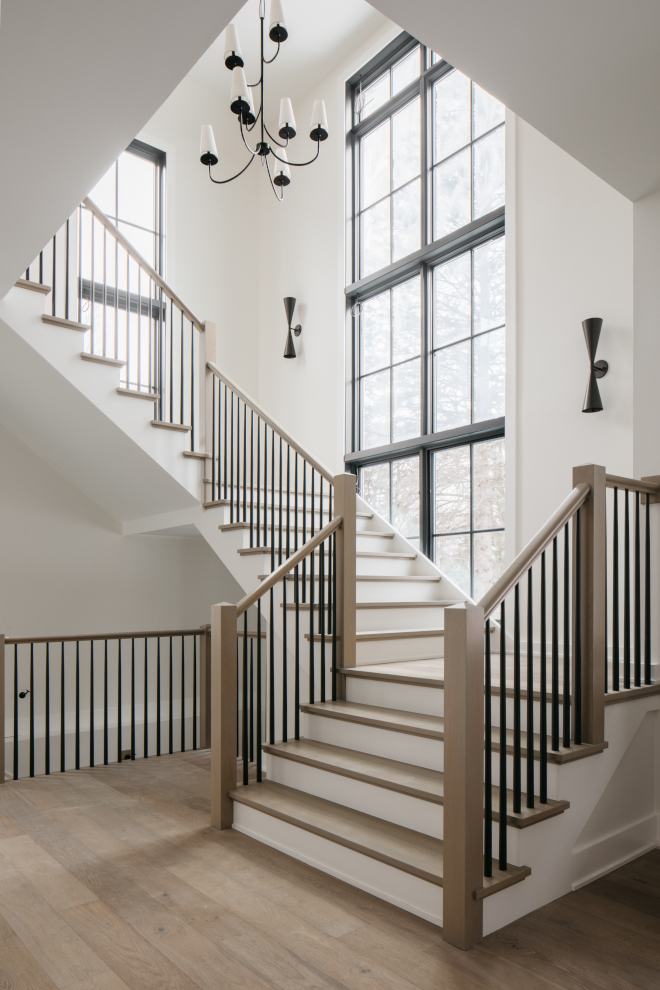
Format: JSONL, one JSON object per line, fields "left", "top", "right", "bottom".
{"left": 199, "top": 0, "right": 328, "bottom": 200}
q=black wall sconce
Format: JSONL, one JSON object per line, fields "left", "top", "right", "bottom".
{"left": 582, "top": 317, "right": 608, "bottom": 413}
{"left": 283, "top": 296, "right": 302, "bottom": 358}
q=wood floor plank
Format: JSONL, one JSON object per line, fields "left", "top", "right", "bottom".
{"left": 0, "top": 808, "right": 25, "bottom": 839}
{"left": 0, "top": 834, "right": 97, "bottom": 911}
{"left": 169, "top": 858, "right": 431, "bottom": 990}
{"left": 0, "top": 875, "right": 107, "bottom": 988}
{"left": 61, "top": 900, "right": 203, "bottom": 990}
{"left": 61, "top": 973, "right": 132, "bottom": 990}
{"left": 0, "top": 932, "right": 61, "bottom": 990}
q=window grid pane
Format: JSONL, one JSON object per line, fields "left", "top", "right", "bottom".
{"left": 432, "top": 235, "right": 505, "bottom": 433}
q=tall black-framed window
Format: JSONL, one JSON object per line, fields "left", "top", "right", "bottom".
{"left": 88, "top": 139, "right": 166, "bottom": 275}
{"left": 346, "top": 33, "right": 505, "bottom": 597}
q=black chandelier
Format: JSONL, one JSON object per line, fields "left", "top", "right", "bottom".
{"left": 199, "top": 0, "right": 328, "bottom": 200}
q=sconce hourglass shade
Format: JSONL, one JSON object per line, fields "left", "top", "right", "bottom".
{"left": 270, "top": 0, "right": 288, "bottom": 42}
{"left": 224, "top": 24, "right": 243, "bottom": 69}
{"left": 310, "top": 99, "right": 328, "bottom": 141}
{"left": 279, "top": 97, "right": 296, "bottom": 139}
{"left": 273, "top": 149, "right": 291, "bottom": 187}
{"left": 230, "top": 66, "right": 254, "bottom": 119}
{"left": 200, "top": 125, "right": 218, "bottom": 166}
{"left": 582, "top": 317, "right": 608, "bottom": 413}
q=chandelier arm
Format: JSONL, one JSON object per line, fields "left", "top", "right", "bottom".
{"left": 270, "top": 140, "right": 320, "bottom": 167}
{"left": 208, "top": 156, "right": 255, "bottom": 185}
{"left": 263, "top": 40, "right": 281, "bottom": 64}
{"left": 265, "top": 155, "right": 284, "bottom": 202}
{"left": 245, "top": 103, "right": 263, "bottom": 132}
{"left": 263, "top": 122, "right": 288, "bottom": 148}
{"left": 240, "top": 118, "right": 260, "bottom": 156}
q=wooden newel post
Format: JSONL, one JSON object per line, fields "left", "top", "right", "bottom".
{"left": 199, "top": 624, "right": 211, "bottom": 749}
{"left": 572, "top": 464, "right": 606, "bottom": 745}
{"left": 0, "top": 635, "right": 5, "bottom": 784}
{"left": 333, "top": 473, "right": 356, "bottom": 698}
{"left": 442, "top": 603, "right": 485, "bottom": 950}
{"left": 211, "top": 603, "right": 237, "bottom": 830}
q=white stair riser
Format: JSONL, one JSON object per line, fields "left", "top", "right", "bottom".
{"left": 265, "top": 754, "right": 443, "bottom": 838}
{"left": 356, "top": 556, "right": 419, "bottom": 576}
{"left": 356, "top": 606, "right": 446, "bottom": 632}
{"left": 231, "top": 803, "right": 444, "bottom": 927}
{"left": 345, "top": 677, "right": 444, "bottom": 717}
{"left": 302, "top": 711, "right": 443, "bottom": 771}
{"left": 356, "top": 580, "right": 443, "bottom": 603}
{"left": 356, "top": 534, "right": 397, "bottom": 551}
{"left": 356, "top": 635, "right": 444, "bottom": 663}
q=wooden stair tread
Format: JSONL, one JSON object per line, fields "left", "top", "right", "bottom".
{"left": 304, "top": 628, "right": 443, "bottom": 644}
{"left": 240, "top": 546, "right": 414, "bottom": 559}
{"left": 283, "top": 601, "right": 455, "bottom": 612}
{"left": 230, "top": 779, "right": 445, "bottom": 885}
{"left": 301, "top": 701, "right": 607, "bottom": 763}
{"left": 263, "top": 738, "right": 569, "bottom": 827}
{"left": 15, "top": 277, "right": 51, "bottom": 294}
{"left": 340, "top": 658, "right": 444, "bottom": 686}
{"left": 42, "top": 313, "right": 89, "bottom": 331}
{"left": 116, "top": 386, "right": 160, "bottom": 400}
{"left": 300, "top": 700, "right": 443, "bottom": 738}
{"left": 229, "top": 780, "right": 530, "bottom": 894}
{"left": 271, "top": 573, "right": 441, "bottom": 582}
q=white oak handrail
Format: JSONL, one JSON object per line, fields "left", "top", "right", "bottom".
{"left": 82, "top": 196, "right": 205, "bottom": 332}
{"left": 207, "top": 360, "right": 335, "bottom": 484}
{"left": 478, "top": 483, "right": 591, "bottom": 619}
{"left": 605, "top": 473, "right": 660, "bottom": 495}
{"left": 5, "top": 627, "right": 204, "bottom": 645}
{"left": 236, "top": 516, "right": 342, "bottom": 616}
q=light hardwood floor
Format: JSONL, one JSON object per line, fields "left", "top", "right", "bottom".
{"left": 0, "top": 751, "right": 658, "bottom": 989}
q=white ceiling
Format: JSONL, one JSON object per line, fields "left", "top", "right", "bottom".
{"left": 188, "top": 0, "right": 388, "bottom": 107}
{"left": 370, "top": 0, "right": 660, "bottom": 202}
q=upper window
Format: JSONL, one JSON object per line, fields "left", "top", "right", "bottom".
{"left": 88, "top": 140, "right": 166, "bottom": 274}
{"left": 347, "top": 35, "right": 506, "bottom": 595}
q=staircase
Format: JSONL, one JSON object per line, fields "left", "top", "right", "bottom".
{"left": 2, "top": 197, "right": 659, "bottom": 951}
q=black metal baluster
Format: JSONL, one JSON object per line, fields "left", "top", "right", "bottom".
{"left": 271, "top": 429, "right": 275, "bottom": 574}
{"left": 13, "top": 645, "right": 18, "bottom": 779}
{"left": 144, "top": 637, "right": 149, "bottom": 758}
{"left": 181, "top": 636, "right": 186, "bottom": 752}
{"left": 29, "top": 644, "right": 35, "bottom": 778}
{"left": 169, "top": 300, "right": 174, "bottom": 422}
{"left": 624, "top": 489, "right": 631, "bottom": 689}
{"left": 327, "top": 487, "right": 333, "bottom": 634}
{"left": 551, "top": 537, "right": 559, "bottom": 750}
{"left": 256, "top": 418, "right": 261, "bottom": 547}
{"left": 65, "top": 218, "right": 70, "bottom": 321}
{"left": 157, "top": 638, "right": 162, "bottom": 756}
{"left": 190, "top": 318, "right": 195, "bottom": 450}
{"left": 563, "top": 523, "right": 571, "bottom": 747}
{"left": 635, "top": 491, "right": 641, "bottom": 687}
{"left": 645, "top": 493, "right": 651, "bottom": 685}
{"left": 104, "top": 640, "right": 109, "bottom": 765}
{"left": 574, "top": 511, "right": 582, "bottom": 745}
{"left": 62, "top": 642, "right": 66, "bottom": 771}
{"left": 117, "top": 640, "right": 122, "bottom": 763}
{"left": 279, "top": 438, "right": 283, "bottom": 566}
{"left": 243, "top": 612, "right": 249, "bottom": 784}
{"left": 169, "top": 636, "right": 174, "bottom": 754}
{"left": 243, "top": 403, "right": 248, "bottom": 522}
{"left": 52, "top": 235, "right": 56, "bottom": 316}
{"left": 45, "top": 643, "right": 50, "bottom": 775}
{"left": 230, "top": 393, "right": 234, "bottom": 523}
{"left": 75, "top": 640, "right": 80, "bottom": 770}
{"left": 309, "top": 469, "right": 316, "bottom": 703}
{"left": 282, "top": 558, "right": 288, "bottom": 743}
{"left": 332, "top": 533, "right": 337, "bottom": 701}
{"left": 613, "top": 489, "right": 620, "bottom": 691}
{"left": 269, "top": 584, "right": 275, "bottom": 746}
{"left": 90, "top": 640, "right": 95, "bottom": 768}
{"left": 286, "top": 445, "right": 291, "bottom": 563}
{"left": 257, "top": 601, "right": 263, "bottom": 781}
{"left": 224, "top": 384, "right": 228, "bottom": 501}
{"left": 263, "top": 423, "right": 268, "bottom": 548}
{"left": 250, "top": 411, "right": 254, "bottom": 546}
{"left": 484, "top": 619, "right": 492, "bottom": 877}
{"left": 250, "top": 639, "right": 254, "bottom": 764}
{"left": 211, "top": 379, "right": 216, "bottom": 501}
{"left": 193, "top": 636, "right": 198, "bottom": 750}
{"left": 540, "top": 551, "right": 548, "bottom": 803}
{"left": 526, "top": 568, "right": 534, "bottom": 808}
{"left": 513, "top": 584, "right": 521, "bottom": 814}
{"left": 320, "top": 480, "right": 326, "bottom": 703}
{"left": 498, "top": 602, "right": 507, "bottom": 871}
{"left": 131, "top": 639, "right": 136, "bottom": 760}
{"left": 302, "top": 461, "right": 307, "bottom": 603}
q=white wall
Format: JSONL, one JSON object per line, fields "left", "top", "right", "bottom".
{"left": 138, "top": 75, "right": 261, "bottom": 396}
{"left": 0, "top": 423, "right": 241, "bottom": 638}
{"left": 510, "top": 117, "right": 633, "bottom": 552}
{"left": 632, "top": 189, "right": 660, "bottom": 481}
